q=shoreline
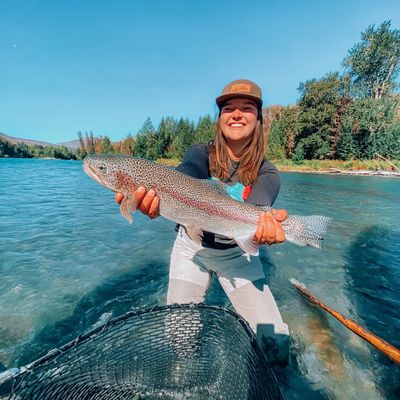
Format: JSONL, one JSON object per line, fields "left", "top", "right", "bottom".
{"left": 278, "top": 168, "right": 400, "bottom": 178}
{"left": 2, "top": 156, "right": 400, "bottom": 178}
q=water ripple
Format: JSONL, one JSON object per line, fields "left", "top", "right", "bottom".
{"left": 1, "top": 159, "right": 399, "bottom": 399}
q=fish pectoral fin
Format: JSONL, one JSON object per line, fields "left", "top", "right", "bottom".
{"left": 184, "top": 225, "right": 203, "bottom": 243}
{"left": 120, "top": 195, "right": 138, "bottom": 224}
{"left": 233, "top": 236, "right": 260, "bottom": 256}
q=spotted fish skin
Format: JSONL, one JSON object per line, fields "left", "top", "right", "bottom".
{"left": 83, "top": 155, "right": 331, "bottom": 253}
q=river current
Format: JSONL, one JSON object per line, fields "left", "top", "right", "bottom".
{"left": 0, "top": 158, "right": 399, "bottom": 399}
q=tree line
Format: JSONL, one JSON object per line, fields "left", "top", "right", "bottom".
{"left": 77, "top": 21, "right": 400, "bottom": 163}
{"left": 0, "top": 138, "right": 76, "bottom": 159}
{"left": 1, "top": 21, "right": 399, "bottom": 163}
{"left": 75, "top": 115, "right": 215, "bottom": 160}
{"left": 266, "top": 21, "right": 400, "bottom": 162}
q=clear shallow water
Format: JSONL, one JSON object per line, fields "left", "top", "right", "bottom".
{"left": 0, "top": 158, "right": 399, "bottom": 399}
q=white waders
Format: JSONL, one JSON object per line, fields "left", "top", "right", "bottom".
{"left": 167, "top": 227, "right": 290, "bottom": 364}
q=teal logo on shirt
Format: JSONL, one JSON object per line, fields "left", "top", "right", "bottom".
{"left": 211, "top": 177, "right": 246, "bottom": 202}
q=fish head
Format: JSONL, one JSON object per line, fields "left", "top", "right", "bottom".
{"left": 83, "top": 155, "right": 137, "bottom": 192}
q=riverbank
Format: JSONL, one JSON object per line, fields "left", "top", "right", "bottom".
{"left": 273, "top": 159, "right": 400, "bottom": 177}
{"left": 159, "top": 158, "right": 400, "bottom": 177}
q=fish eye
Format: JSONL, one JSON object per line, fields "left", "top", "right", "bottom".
{"left": 97, "top": 163, "right": 107, "bottom": 172}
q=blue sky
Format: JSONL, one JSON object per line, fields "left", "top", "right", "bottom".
{"left": 1, "top": 0, "right": 399, "bottom": 143}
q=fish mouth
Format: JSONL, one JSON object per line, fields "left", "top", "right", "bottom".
{"left": 83, "top": 162, "right": 104, "bottom": 185}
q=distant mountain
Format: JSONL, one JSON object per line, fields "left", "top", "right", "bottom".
{"left": 56, "top": 139, "right": 80, "bottom": 150}
{"left": 0, "top": 133, "right": 80, "bottom": 150}
{"left": 0, "top": 132, "right": 56, "bottom": 147}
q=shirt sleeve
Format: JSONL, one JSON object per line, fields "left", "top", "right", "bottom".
{"left": 175, "top": 143, "right": 210, "bottom": 179}
{"left": 246, "top": 160, "right": 281, "bottom": 207}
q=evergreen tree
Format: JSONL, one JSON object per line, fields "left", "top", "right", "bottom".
{"left": 156, "top": 117, "right": 177, "bottom": 158}
{"left": 170, "top": 118, "right": 195, "bottom": 159}
{"left": 194, "top": 115, "right": 215, "bottom": 143}
{"left": 336, "top": 122, "right": 357, "bottom": 160}
{"left": 14, "top": 142, "right": 32, "bottom": 158}
{"left": 99, "top": 136, "right": 114, "bottom": 154}
{"left": 292, "top": 143, "right": 304, "bottom": 164}
{"left": 0, "top": 137, "right": 15, "bottom": 157}
{"left": 145, "top": 131, "right": 158, "bottom": 160}
{"left": 134, "top": 117, "right": 156, "bottom": 158}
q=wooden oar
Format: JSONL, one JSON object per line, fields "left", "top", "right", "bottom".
{"left": 289, "top": 278, "right": 400, "bottom": 365}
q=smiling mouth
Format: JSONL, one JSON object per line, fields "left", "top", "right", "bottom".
{"left": 229, "top": 123, "right": 245, "bottom": 127}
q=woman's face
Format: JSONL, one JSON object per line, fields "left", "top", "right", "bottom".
{"left": 219, "top": 97, "right": 258, "bottom": 148}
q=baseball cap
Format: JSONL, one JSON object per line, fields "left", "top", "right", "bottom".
{"left": 216, "top": 79, "right": 263, "bottom": 108}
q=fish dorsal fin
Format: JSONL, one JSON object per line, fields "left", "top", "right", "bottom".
{"left": 201, "top": 178, "right": 229, "bottom": 195}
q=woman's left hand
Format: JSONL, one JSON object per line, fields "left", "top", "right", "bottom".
{"left": 253, "top": 209, "right": 288, "bottom": 245}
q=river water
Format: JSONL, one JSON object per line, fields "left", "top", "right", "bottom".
{"left": 0, "top": 158, "right": 399, "bottom": 399}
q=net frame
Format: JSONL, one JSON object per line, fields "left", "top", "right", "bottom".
{"left": 0, "top": 304, "right": 283, "bottom": 399}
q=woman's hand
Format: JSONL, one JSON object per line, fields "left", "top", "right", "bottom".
{"left": 253, "top": 209, "right": 287, "bottom": 245}
{"left": 115, "top": 187, "right": 160, "bottom": 219}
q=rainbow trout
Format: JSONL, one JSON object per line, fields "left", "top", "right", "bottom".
{"left": 83, "top": 155, "right": 331, "bottom": 254}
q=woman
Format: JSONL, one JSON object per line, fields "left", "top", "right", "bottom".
{"left": 117, "top": 79, "right": 290, "bottom": 364}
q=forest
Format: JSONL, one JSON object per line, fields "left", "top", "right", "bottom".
{"left": 1, "top": 21, "right": 399, "bottom": 164}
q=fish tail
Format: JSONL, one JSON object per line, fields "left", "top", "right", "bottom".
{"left": 283, "top": 215, "right": 331, "bottom": 248}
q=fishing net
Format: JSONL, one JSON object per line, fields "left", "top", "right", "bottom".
{"left": 0, "top": 304, "right": 283, "bottom": 400}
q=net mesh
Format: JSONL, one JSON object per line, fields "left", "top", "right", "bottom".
{"left": 0, "top": 304, "right": 283, "bottom": 399}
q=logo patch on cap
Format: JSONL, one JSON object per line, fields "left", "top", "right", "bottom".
{"left": 230, "top": 83, "right": 251, "bottom": 93}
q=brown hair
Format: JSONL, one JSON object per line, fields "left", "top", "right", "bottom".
{"left": 209, "top": 106, "right": 265, "bottom": 186}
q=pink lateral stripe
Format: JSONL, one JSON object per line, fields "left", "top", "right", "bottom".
{"left": 161, "top": 184, "right": 255, "bottom": 225}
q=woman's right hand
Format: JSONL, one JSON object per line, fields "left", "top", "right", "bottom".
{"left": 115, "top": 187, "right": 160, "bottom": 219}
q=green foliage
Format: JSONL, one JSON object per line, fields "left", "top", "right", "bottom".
{"left": 342, "top": 97, "right": 399, "bottom": 158}
{"left": 134, "top": 133, "right": 148, "bottom": 158}
{"left": 0, "top": 137, "right": 16, "bottom": 157}
{"left": 14, "top": 142, "right": 32, "bottom": 157}
{"left": 120, "top": 134, "right": 135, "bottom": 155}
{"left": 0, "top": 137, "right": 76, "bottom": 159}
{"left": 300, "top": 134, "right": 331, "bottom": 160}
{"left": 296, "top": 73, "right": 350, "bottom": 159}
{"left": 99, "top": 136, "right": 114, "bottom": 154}
{"left": 343, "top": 21, "right": 400, "bottom": 99}
{"left": 6, "top": 20, "right": 400, "bottom": 165}
{"left": 194, "top": 115, "right": 215, "bottom": 143}
{"left": 382, "top": 124, "right": 400, "bottom": 159}
{"left": 292, "top": 143, "right": 304, "bottom": 164}
{"left": 267, "top": 107, "right": 300, "bottom": 159}
{"left": 266, "top": 121, "right": 286, "bottom": 159}
{"left": 336, "top": 121, "right": 357, "bottom": 160}
{"left": 298, "top": 72, "right": 348, "bottom": 107}
{"left": 155, "top": 117, "right": 177, "bottom": 159}
{"left": 269, "top": 27, "right": 400, "bottom": 162}
{"left": 134, "top": 117, "right": 156, "bottom": 159}
{"left": 76, "top": 148, "right": 87, "bottom": 160}
{"left": 170, "top": 118, "right": 195, "bottom": 159}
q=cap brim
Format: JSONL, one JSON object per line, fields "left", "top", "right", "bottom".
{"left": 216, "top": 93, "right": 263, "bottom": 108}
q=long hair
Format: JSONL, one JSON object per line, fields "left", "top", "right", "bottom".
{"left": 209, "top": 106, "right": 265, "bottom": 186}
